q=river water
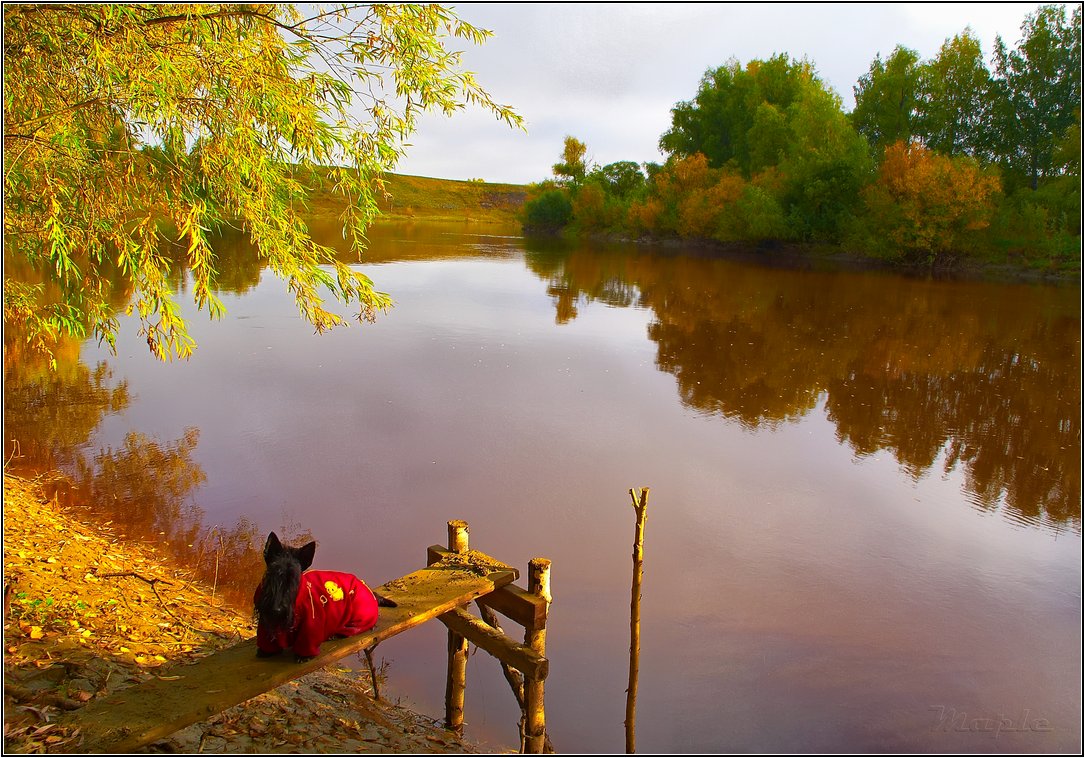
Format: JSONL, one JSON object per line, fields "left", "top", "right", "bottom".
{"left": 4, "top": 222, "right": 1080, "bottom": 752}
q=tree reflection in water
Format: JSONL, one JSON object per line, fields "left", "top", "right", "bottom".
{"left": 4, "top": 339, "right": 265, "bottom": 608}
{"left": 525, "top": 240, "right": 1080, "bottom": 532}
{"left": 4, "top": 229, "right": 1078, "bottom": 612}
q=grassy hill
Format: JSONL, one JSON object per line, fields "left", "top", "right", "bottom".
{"left": 305, "top": 169, "right": 528, "bottom": 225}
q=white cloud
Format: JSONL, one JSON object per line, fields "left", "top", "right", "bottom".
{"left": 391, "top": 2, "right": 1059, "bottom": 184}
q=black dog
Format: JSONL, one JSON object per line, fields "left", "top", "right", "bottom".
{"left": 254, "top": 532, "right": 395, "bottom": 662}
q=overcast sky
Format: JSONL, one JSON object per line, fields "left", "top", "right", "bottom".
{"left": 390, "top": 2, "right": 1058, "bottom": 184}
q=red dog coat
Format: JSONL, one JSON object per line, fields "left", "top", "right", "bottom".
{"left": 254, "top": 570, "right": 380, "bottom": 658}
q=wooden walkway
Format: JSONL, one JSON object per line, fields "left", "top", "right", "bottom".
{"left": 62, "top": 559, "right": 518, "bottom": 753}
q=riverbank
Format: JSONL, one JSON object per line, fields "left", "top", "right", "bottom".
{"left": 548, "top": 228, "right": 1081, "bottom": 284}
{"left": 2, "top": 473, "right": 493, "bottom": 753}
{"left": 312, "top": 170, "right": 1078, "bottom": 283}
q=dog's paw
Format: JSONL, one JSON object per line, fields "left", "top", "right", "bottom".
{"left": 255, "top": 648, "right": 278, "bottom": 658}
{"left": 376, "top": 593, "right": 398, "bottom": 608}
{"left": 295, "top": 654, "right": 315, "bottom": 663}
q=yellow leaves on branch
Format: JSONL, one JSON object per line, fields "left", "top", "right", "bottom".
{"left": 3, "top": 3, "right": 521, "bottom": 363}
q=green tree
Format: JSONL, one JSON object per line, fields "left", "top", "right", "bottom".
{"left": 659, "top": 54, "right": 812, "bottom": 174}
{"left": 587, "top": 161, "right": 646, "bottom": 199}
{"left": 522, "top": 188, "right": 574, "bottom": 232}
{"left": 3, "top": 4, "right": 522, "bottom": 363}
{"left": 917, "top": 30, "right": 994, "bottom": 158}
{"left": 552, "top": 135, "right": 589, "bottom": 189}
{"left": 778, "top": 81, "right": 873, "bottom": 241}
{"left": 850, "top": 45, "right": 922, "bottom": 150}
{"left": 991, "top": 4, "right": 1082, "bottom": 189}
{"left": 658, "top": 54, "right": 870, "bottom": 242}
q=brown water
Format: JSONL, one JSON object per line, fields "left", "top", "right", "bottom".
{"left": 4, "top": 222, "right": 1080, "bottom": 752}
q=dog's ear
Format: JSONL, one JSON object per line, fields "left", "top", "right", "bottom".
{"left": 264, "top": 532, "right": 283, "bottom": 564}
{"left": 295, "top": 541, "right": 316, "bottom": 571}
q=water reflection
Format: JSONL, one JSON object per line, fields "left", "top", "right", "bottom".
{"left": 3, "top": 330, "right": 130, "bottom": 471}
{"left": 72, "top": 427, "right": 270, "bottom": 607}
{"left": 524, "top": 241, "right": 1081, "bottom": 531}
{"left": 3, "top": 221, "right": 522, "bottom": 607}
{"left": 7, "top": 227, "right": 1079, "bottom": 540}
{"left": 3, "top": 221, "right": 1080, "bottom": 752}
{"left": 4, "top": 336, "right": 265, "bottom": 607}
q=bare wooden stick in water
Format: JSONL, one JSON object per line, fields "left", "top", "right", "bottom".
{"left": 363, "top": 645, "right": 381, "bottom": 701}
{"left": 625, "top": 487, "right": 649, "bottom": 754}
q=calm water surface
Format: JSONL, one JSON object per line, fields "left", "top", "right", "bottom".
{"left": 5, "top": 222, "right": 1080, "bottom": 752}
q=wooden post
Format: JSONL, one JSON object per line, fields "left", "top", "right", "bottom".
{"left": 524, "top": 557, "right": 551, "bottom": 754}
{"left": 444, "top": 520, "right": 470, "bottom": 734}
{"left": 625, "top": 488, "right": 649, "bottom": 754}
{"left": 448, "top": 519, "right": 470, "bottom": 554}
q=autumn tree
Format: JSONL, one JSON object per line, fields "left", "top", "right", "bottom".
{"left": 3, "top": 4, "right": 522, "bottom": 363}
{"left": 863, "top": 141, "right": 1001, "bottom": 263}
{"left": 571, "top": 183, "right": 612, "bottom": 230}
{"left": 639, "top": 153, "right": 716, "bottom": 237}
{"left": 552, "top": 135, "right": 589, "bottom": 189}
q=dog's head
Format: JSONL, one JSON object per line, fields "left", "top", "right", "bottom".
{"left": 254, "top": 532, "right": 316, "bottom": 635}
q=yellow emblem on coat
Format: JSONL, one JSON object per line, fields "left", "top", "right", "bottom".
{"left": 324, "top": 580, "right": 345, "bottom": 602}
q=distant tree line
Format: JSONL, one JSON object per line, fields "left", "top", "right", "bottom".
{"left": 522, "top": 5, "right": 1081, "bottom": 269}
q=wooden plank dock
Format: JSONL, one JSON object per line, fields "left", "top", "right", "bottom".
{"left": 63, "top": 560, "right": 518, "bottom": 753}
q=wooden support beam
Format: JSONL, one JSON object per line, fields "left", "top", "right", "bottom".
{"left": 429, "top": 545, "right": 543, "bottom": 629}
{"left": 626, "top": 487, "right": 650, "bottom": 754}
{"left": 438, "top": 607, "right": 549, "bottom": 680}
{"left": 477, "top": 582, "right": 548, "bottom": 630}
{"left": 63, "top": 564, "right": 515, "bottom": 753}
{"left": 477, "top": 601, "right": 528, "bottom": 751}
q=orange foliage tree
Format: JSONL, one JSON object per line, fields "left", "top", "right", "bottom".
{"left": 572, "top": 181, "right": 628, "bottom": 232}
{"left": 626, "top": 197, "right": 664, "bottom": 234}
{"left": 632, "top": 153, "right": 755, "bottom": 239}
{"left": 572, "top": 183, "right": 608, "bottom": 230}
{"left": 864, "top": 141, "right": 1002, "bottom": 262}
